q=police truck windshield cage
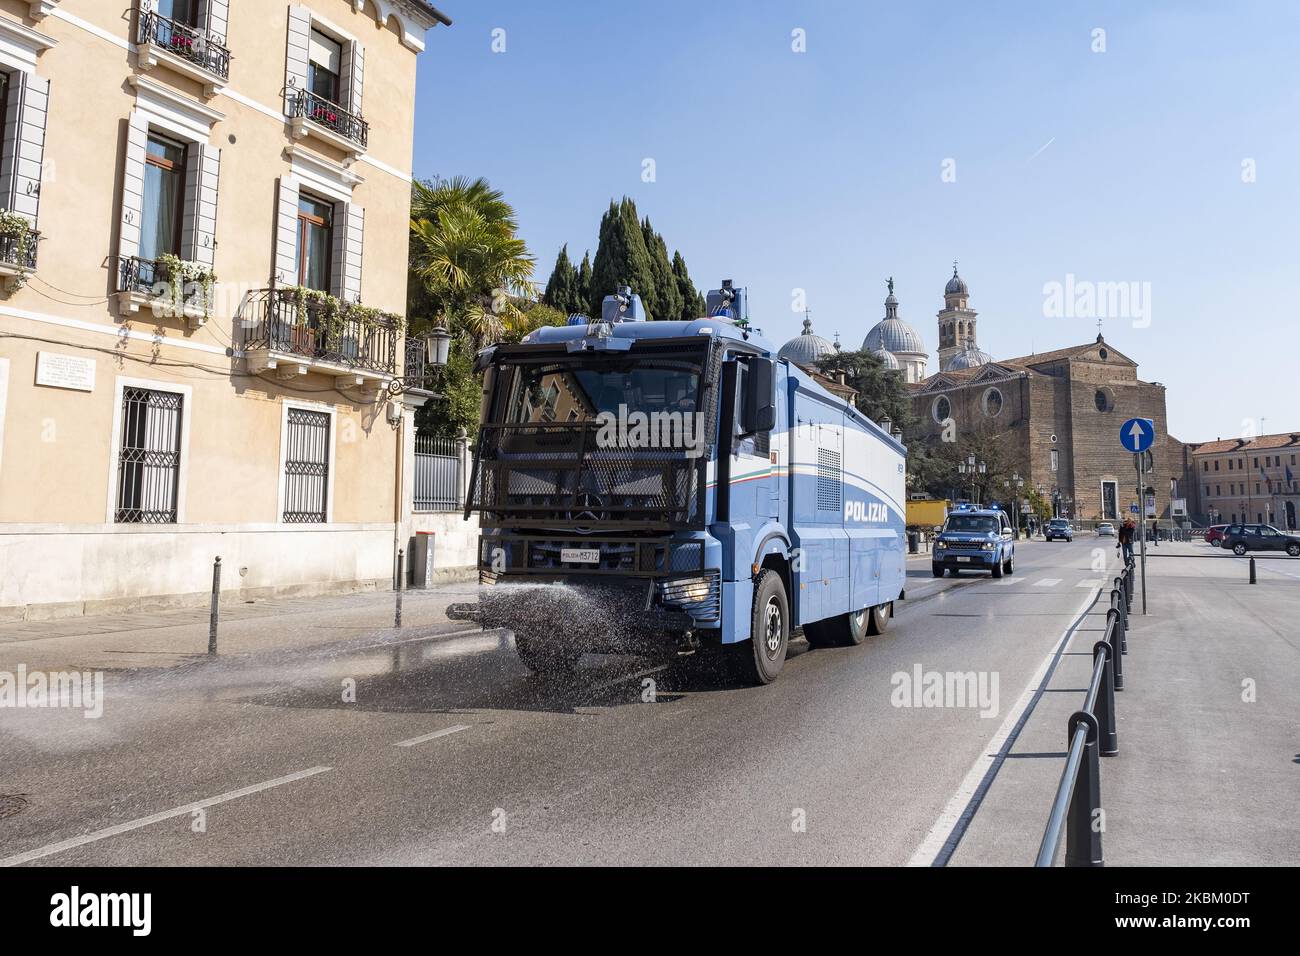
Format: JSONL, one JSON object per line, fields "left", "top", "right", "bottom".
{"left": 451, "top": 282, "right": 909, "bottom": 685}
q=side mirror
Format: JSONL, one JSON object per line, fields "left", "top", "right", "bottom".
{"left": 472, "top": 346, "right": 497, "bottom": 375}
{"left": 741, "top": 356, "right": 775, "bottom": 435}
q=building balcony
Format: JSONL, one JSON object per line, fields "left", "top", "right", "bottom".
{"left": 0, "top": 225, "right": 38, "bottom": 289}
{"left": 116, "top": 255, "right": 212, "bottom": 328}
{"left": 241, "top": 287, "right": 399, "bottom": 387}
{"left": 286, "top": 89, "right": 369, "bottom": 157}
{"left": 136, "top": 10, "right": 230, "bottom": 96}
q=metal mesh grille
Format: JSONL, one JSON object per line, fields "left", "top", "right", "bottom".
{"left": 817, "top": 447, "right": 842, "bottom": 512}
{"left": 283, "top": 408, "right": 330, "bottom": 523}
{"left": 469, "top": 423, "right": 704, "bottom": 528}
{"left": 115, "top": 387, "right": 183, "bottom": 523}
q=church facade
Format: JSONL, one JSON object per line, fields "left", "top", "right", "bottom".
{"left": 906, "top": 270, "right": 1187, "bottom": 523}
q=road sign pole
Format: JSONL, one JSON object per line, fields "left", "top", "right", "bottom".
{"left": 1137, "top": 452, "right": 1148, "bottom": 615}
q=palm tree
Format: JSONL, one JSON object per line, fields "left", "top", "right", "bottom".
{"left": 408, "top": 176, "right": 536, "bottom": 348}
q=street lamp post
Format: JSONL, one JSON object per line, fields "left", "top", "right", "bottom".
{"left": 957, "top": 454, "right": 987, "bottom": 506}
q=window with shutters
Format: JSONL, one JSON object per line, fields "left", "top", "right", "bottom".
{"left": 0, "top": 66, "right": 50, "bottom": 277}
{"left": 115, "top": 387, "right": 185, "bottom": 524}
{"left": 117, "top": 114, "right": 220, "bottom": 325}
{"left": 285, "top": 7, "right": 368, "bottom": 151}
{"left": 282, "top": 407, "right": 331, "bottom": 523}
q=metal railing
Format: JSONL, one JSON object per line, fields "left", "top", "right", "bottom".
{"left": 119, "top": 255, "right": 211, "bottom": 314}
{"left": 1036, "top": 558, "right": 1135, "bottom": 867}
{"left": 413, "top": 433, "right": 462, "bottom": 512}
{"left": 287, "top": 88, "right": 368, "bottom": 149}
{"left": 239, "top": 287, "right": 400, "bottom": 376}
{"left": 138, "top": 10, "right": 231, "bottom": 82}
{"left": 0, "top": 227, "right": 38, "bottom": 270}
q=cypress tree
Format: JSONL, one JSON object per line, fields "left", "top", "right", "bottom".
{"left": 576, "top": 251, "right": 592, "bottom": 316}
{"left": 641, "top": 217, "right": 682, "bottom": 323}
{"left": 672, "top": 250, "right": 706, "bottom": 321}
{"left": 541, "top": 244, "right": 579, "bottom": 314}
{"left": 589, "top": 197, "right": 657, "bottom": 318}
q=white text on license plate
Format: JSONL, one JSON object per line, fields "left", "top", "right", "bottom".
{"left": 561, "top": 548, "right": 600, "bottom": 564}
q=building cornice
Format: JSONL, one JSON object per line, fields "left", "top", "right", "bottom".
{"left": 350, "top": 0, "right": 452, "bottom": 53}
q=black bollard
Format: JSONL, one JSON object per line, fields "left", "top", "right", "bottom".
{"left": 1065, "top": 711, "right": 1104, "bottom": 867}
{"left": 1249, "top": 557, "right": 1256, "bottom": 584}
{"left": 395, "top": 548, "right": 405, "bottom": 627}
{"left": 208, "top": 556, "right": 221, "bottom": 657}
{"left": 1105, "top": 607, "right": 1125, "bottom": 690}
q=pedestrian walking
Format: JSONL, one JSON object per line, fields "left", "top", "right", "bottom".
{"left": 1150, "top": 519, "right": 1159, "bottom": 547}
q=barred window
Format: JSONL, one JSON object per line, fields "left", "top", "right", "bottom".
{"left": 283, "top": 408, "right": 330, "bottom": 522}
{"left": 817, "top": 446, "right": 841, "bottom": 512}
{"left": 115, "top": 387, "right": 183, "bottom": 523}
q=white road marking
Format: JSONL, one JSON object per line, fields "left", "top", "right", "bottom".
{"left": 1034, "top": 578, "right": 1062, "bottom": 587}
{"left": 394, "top": 724, "right": 471, "bottom": 748}
{"left": 1076, "top": 578, "right": 1105, "bottom": 588}
{"left": 0, "top": 766, "right": 332, "bottom": 867}
{"left": 991, "top": 577, "right": 1015, "bottom": 585}
{"left": 906, "top": 586, "right": 1102, "bottom": 867}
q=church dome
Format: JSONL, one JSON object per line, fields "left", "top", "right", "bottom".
{"left": 863, "top": 277, "right": 926, "bottom": 355}
{"left": 944, "top": 346, "right": 994, "bottom": 371}
{"left": 945, "top": 263, "right": 968, "bottom": 296}
{"left": 778, "top": 316, "right": 835, "bottom": 368}
{"left": 871, "top": 347, "right": 900, "bottom": 370}
{"left": 864, "top": 318, "right": 925, "bottom": 355}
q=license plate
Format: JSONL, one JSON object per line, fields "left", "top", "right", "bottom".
{"left": 560, "top": 548, "right": 600, "bottom": 564}
{"left": 956, "top": 556, "right": 972, "bottom": 562}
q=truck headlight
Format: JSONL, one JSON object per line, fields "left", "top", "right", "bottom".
{"left": 981, "top": 542, "right": 997, "bottom": 551}
{"left": 934, "top": 541, "right": 946, "bottom": 550}
{"left": 660, "top": 576, "right": 714, "bottom": 604}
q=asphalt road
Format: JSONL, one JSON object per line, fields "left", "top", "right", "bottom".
{"left": 2, "top": 537, "right": 1133, "bottom": 866}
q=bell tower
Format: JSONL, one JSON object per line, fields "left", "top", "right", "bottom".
{"left": 937, "top": 262, "right": 978, "bottom": 370}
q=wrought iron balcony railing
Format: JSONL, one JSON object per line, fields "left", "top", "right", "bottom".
{"left": 0, "top": 227, "right": 38, "bottom": 271}
{"left": 287, "top": 88, "right": 369, "bottom": 149}
{"left": 138, "top": 10, "right": 231, "bottom": 82}
{"left": 118, "top": 255, "right": 211, "bottom": 315}
{"left": 241, "top": 288, "right": 399, "bottom": 377}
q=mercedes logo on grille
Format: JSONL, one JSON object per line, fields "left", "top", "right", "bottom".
{"left": 568, "top": 491, "right": 607, "bottom": 532}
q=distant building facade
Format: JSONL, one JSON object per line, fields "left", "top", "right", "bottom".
{"left": 1184, "top": 433, "right": 1300, "bottom": 529}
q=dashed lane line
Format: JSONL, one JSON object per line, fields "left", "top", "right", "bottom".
{"left": 0, "top": 766, "right": 332, "bottom": 867}
{"left": 1033, "top": 578, "right": 1062, "bottom": 587}
{"left": 394, "top": 725, "right": 471, "bottom": 748}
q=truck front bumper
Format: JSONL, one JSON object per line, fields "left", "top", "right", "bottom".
{"left": 932, "top": 551, "right": 999, "bottom": 570}
{"left": 446, "top": 574, "right": 706, "bottom": 653}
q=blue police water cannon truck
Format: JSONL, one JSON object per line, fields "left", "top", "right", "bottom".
{"left": 447, "top": 282, "right": 907, "bottom": 684}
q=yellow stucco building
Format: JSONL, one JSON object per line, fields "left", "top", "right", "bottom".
{"left": 0, "top": 0, "right": 471, "bottom": 619}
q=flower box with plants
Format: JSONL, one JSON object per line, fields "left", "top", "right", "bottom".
{"left": 276, "top": 285, "right": 404, "bottom": 372}
{"left": 0, "top": 210, "right": 37, "bottom": 288}
{"left": 117, "top": 253, "right": 215, "bottom": 327}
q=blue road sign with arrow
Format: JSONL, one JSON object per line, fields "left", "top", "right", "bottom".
{"left": 1120, "top": 417, "right": 1155, "bottom": 453}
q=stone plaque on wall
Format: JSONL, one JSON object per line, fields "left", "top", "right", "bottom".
{"left": 35, "top": 352, "right": 96, "bottom": 392}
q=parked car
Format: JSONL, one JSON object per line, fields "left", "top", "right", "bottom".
{"left": 1044, "top": 518, "right": 1074, "bottom": 542}
{"left": 1204, "top": 524, "right": 1228, "bottom": 547}
{"left": 1220, "top": 524, "right": 1300, "bottom": 557}
{"left": 932, "top": 507, "right": 1016, "bottom": 578}
{"left": 1096, "top": 522, "right": 1116, "bottom": 537}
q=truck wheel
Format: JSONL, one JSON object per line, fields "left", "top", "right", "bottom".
{"left": 814, "top": 607, "right": 871, "bottom": 647}
{"left": 513, "top": 632, "right": 583, "bottom": 675}
{"left": 866, "top": 602, "right": 892, "bottom": 635}
{"left": 991, "top": 558, "right": 1004, "bottom": 579}
{"left": 731, "top": 569, "right": 789, "bottom": 684}
{"left": 931, "top": 565, "right": 944, "bottom": 578}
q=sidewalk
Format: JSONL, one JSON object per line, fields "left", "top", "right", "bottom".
{"left": 0, "top": 579, "right": 484, "bottom": 673}
{"left": 950, "top": 541, "right": 1300, "bottom": 865}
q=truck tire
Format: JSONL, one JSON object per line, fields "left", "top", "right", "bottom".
{"left": 931, "top": 565, "right": 944, "bottom": 578}
{"left": 991, "top": 557, "right": 1004, "bottom": 578}
{"left": 513, "top": 632, "right": 583, "bottom": 675}
{"left": 811, "top": 607, "right": 869, "bottom": 647}
{"left": 866, "top": 602, "right": 892, "bottom": 635}
{"left": 731, "top": 569, "right": 789, "bottom": 684}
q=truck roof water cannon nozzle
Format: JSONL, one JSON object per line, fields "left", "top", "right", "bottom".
{"left": 706, "top": 279, "right": 750, "bottom": 329}
{"left": 601, "top": 285, "right": 645, "bottom": 324}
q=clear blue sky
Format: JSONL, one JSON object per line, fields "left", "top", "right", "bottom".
{"left": 411, "top": 0, "right": 1300, "bottom": 442}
